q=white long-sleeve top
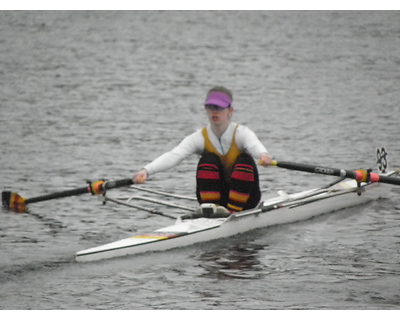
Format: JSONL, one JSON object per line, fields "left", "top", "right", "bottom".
{"left": 144, "top": 122, "right": 268, "bottom": 176}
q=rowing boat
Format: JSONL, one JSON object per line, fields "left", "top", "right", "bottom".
{"left": 75, "top": 161, "right": 398, "bottom": 262}
{"left": 2, "top": 147, "right": 398, "bottom": 263}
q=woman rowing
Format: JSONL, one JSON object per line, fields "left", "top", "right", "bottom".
{"left": 133, "top": 86, "right": 273, "bottom": 213}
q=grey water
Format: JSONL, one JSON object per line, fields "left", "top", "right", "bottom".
{"left": 1, "top": 11, "right": 400, "bottom": 310}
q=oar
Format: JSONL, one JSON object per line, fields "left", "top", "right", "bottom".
{"left": 2, "top": 178, "right": 133, "bottom": 213}
{"left": 271, "top": 160, "right": 400, "bottom": 185}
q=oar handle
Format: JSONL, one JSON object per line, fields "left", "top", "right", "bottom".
{"left": 102, "top": 178, "right": 133, "bottom": 191}
{"left": 376, "top": 174, "right": 400, "bottom": 186}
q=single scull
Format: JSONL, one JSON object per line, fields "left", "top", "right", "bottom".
{"left": 2, "top": 148, "right": 398, "bottom": 263}
{"left": 75, "top": 148, "right": 398, "bottom": 263}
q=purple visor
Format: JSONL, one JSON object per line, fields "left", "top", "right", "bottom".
{"left": 204, "top": 91, "right": 232, "bottom": 108}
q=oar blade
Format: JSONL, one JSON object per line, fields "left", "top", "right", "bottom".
{"left": 2, "top": 191, "right": 27, "bottom": 213}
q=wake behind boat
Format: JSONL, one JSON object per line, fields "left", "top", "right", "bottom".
{"left": 75, "top": 148, "right": 398, "bottom": 263}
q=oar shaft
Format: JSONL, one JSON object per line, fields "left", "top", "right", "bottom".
{"left": 25, "top": 178, "right": 133, "bottom": 205}
{"left": 272, "top": 160, "right": 400, "bottom": 185}
{"left": 272, "top": 161, "right": 355, "bottom": 179}
{"left": 25, "top": 186, "right": 90, "bottom": 204}
{"left": 3, "top": 178, "right": 134, "bottom": 211}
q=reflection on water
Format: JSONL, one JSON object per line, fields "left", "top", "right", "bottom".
{"left": 198, "top": 242, "right": 266, "bottom": 280}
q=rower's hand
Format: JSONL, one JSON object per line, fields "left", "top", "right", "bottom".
{"left": 133, "top": 169, "right": 148, "bottom": 184}
{"left": 258, "top": 153, "right": 273, "bottom": 167}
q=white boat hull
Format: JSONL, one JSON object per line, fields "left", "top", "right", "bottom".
{"left": 75, "top": 177, "right": 391, "bottom": 263}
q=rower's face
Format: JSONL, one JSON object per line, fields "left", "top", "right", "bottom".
{"left": 205, "top": 106, "right": 233, "bottom": 125}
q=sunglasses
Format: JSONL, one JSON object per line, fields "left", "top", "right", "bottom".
{"left": 205, "top": 104, "right": 229, "bottom": 111}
